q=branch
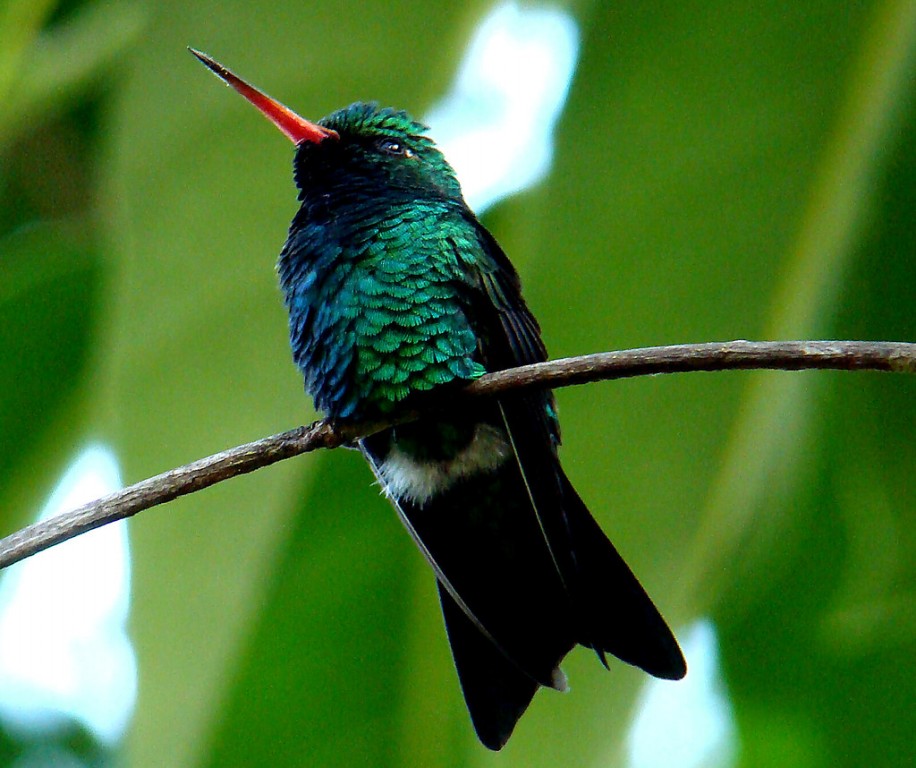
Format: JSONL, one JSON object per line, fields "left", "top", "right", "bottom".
{"left": 1, "top": 340, "right": 913, "bottom": 570}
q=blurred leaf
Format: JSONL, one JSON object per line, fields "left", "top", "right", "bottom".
{"left": 720, "top": 66, "right": 916, "bottom": 767}
{"left": 201, "top": 452, "right": 419, "bottom": 768}
{"left": 0, "top": 224, "right": 104, "bottom": 530}
{"left": 681, "top": 0, "right": 916, "bottom": 618}
{"left": 0, "top": 0, "right": 56, "bottom": 108}
{"left": 0, "top": 0, "right": 144, "bottom": 147}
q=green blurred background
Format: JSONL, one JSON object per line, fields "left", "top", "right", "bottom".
{"left": 1, "top": 0, "right": 915, "bottom": 765}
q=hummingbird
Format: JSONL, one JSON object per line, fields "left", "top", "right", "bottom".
{"left": 191, "top": 48, "right": 686, "bottom": 750}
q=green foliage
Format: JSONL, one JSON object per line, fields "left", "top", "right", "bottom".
{"left": 1, "top": 0, "right": 914, "bottom": 766}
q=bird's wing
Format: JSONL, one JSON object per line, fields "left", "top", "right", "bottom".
{"left": 461, "top": 221, "right": 581, "bottom": 588}
{"left": 465, "top": 220, "right": 687, "bottom": 681}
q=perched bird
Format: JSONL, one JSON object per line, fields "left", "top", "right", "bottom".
{"left": 191, "top": 48, "right": 686, "bottom": 750}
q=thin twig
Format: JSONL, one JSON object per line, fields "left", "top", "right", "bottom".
{"left": 1, "top": 339, "right": 913, "bottom": 570}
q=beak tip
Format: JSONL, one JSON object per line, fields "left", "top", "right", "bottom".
{"left": 189, "top": 48, "right": 333, "bottom": 146}
{"left": 188, "top": 47, "right": 225, "bottom": 80}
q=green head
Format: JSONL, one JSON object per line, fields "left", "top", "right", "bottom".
{"left": 300, "top": 103, "right": 463, "bottom": 204}
{"left": 189, "top": 49, "right": 464, "bottom": 206}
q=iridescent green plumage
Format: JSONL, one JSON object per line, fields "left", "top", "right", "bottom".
{"left": 193, "top": 49, "right": 686, "bottom": 751}
{"left": 281, "top": 193, "right": 486, "bottom": 417}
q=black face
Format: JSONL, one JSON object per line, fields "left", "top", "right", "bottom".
{"left": 292, "top": 103, "right": 465, "bottom": 206}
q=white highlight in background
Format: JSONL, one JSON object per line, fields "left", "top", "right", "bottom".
{"left": 625, "top": 620, "right": 738, "bottom": 768}
{"left": 424, "top": 1, "right": 579, "bottom": 213}
{"left": 0, "top": 446, "right": 136, "bottom": 745}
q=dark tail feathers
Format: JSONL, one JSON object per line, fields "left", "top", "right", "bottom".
{"left": 561, "top": 474, "right": 686, "bottom": 680}
{"left": 438, "top": 584, "right": 541, "bottom": 750}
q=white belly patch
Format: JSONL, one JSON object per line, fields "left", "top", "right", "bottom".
{"left": 374, "top": 423, "right": 512, "bottom": 507}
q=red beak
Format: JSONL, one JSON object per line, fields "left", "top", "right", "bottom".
{"left": 189, "top": 48, "right": 337, "bottom": 145}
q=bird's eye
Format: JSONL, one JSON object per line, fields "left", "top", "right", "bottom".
{"left": 377, "top": 138, "right": 414, "bottom": 158}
